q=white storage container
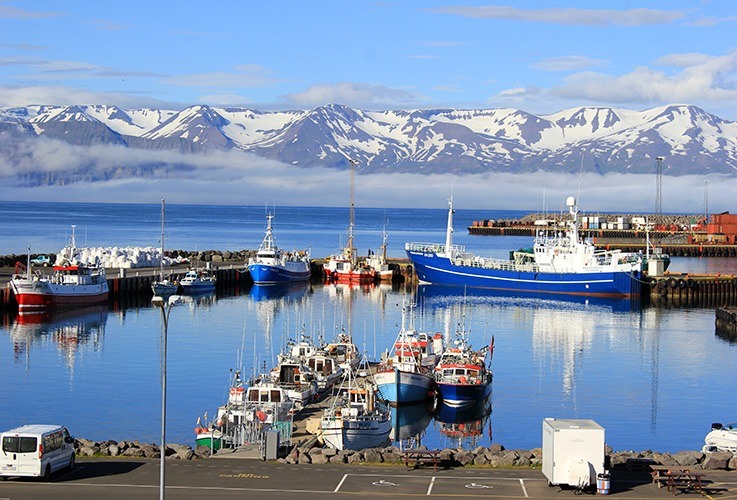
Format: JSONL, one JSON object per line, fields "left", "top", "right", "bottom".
{"left": 542, "top": 418, "right": 605, "bottom": 488}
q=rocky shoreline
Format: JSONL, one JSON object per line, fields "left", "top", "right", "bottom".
{"left": 74, "top": 438, "right": 737, "bottom": 470}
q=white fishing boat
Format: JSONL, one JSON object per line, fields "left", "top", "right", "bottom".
{"left": 270, "top": 353, "right": 317, "bottom": 410}
{"left": 374, "top": 303, "right": 438, "bottom": 405}
{"left": 179, "top": 268, "right": 216, "bottom": 293}
{"left": 10, "top": 226, "right": 108, "bottom": 313}
{"left": 194, "top": 369, "right": 293, "bottom": 450}
{"left": 248, "top": 213, "right": 311, "bottom": 284}
{"left": 151, "top": 198, "right": 178, "bottom": 297}
{"left": 702, "top": 422, "right": 737, "bottom": 453}
{"left": 321, "top": 362, "right": 392, "bottom": 450}
{"left": 366, "top": 228, "right": 394, "bottom": 282}
{"left": 325, "top": 331, "right": 361, "bottom": 372}
{"left": 282, "top": 334, "right": 344, "bottom": 392}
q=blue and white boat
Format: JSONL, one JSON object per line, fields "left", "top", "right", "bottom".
{"left": 179, "top": 269, "right": 216, "bottom": 293}
{"left": 374, "top": 304, "right": 438, "bottom": 405}
{"left": 435, "top": 332, "right": 493, "bottom": 409}
{"left": 405, "top": 195, "right": 644, "bottom": 298}
{"left": 248, "top": 214, "right": 311, "bottom": 284}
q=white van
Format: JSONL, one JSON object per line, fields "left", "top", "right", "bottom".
{"left": 0, "top": 425, "right": 75, "bottom": 480}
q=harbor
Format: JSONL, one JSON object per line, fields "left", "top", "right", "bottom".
{"left": 1, "top": 201, "right": 736, "bottom": 468}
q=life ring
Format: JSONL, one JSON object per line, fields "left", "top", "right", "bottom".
{"left": 256, "top": 410, "right": 267, "bottom": 422}
{"left": 459, "top": 376, "right": 467, "bottom": 384}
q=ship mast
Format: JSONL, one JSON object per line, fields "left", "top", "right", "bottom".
{"left": 444, "top": 196, "right": 454, "bottom": 256}
{"left": 159, "top": 199, "right": 166, "bottom": 281}
{"left": 348, "top": 159, "right": 357, "bottom": 263}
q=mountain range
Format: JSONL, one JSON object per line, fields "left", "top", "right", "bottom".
{"left": 1, "top": 103, "right": 736, "bottom": 185}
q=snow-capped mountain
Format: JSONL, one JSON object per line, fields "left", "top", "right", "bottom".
{"left": 1, "top": 102, "right": 736, "bottom": 184}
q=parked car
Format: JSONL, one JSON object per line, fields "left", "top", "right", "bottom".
{"left": 30, "top": 255, "right": 51, "bottom": 267}
{"left": 0, "top": 424, "right": 75, "bottom": 481}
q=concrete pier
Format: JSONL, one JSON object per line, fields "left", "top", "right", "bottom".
{"left": 648, "top": 274, "right": 737, "bottom": 307}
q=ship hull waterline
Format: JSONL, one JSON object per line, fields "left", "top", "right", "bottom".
{"left": 407, "top": 251, "right": 642, "bottom": 298}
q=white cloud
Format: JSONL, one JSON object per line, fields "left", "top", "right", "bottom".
{"left": 434, "top": 6, "right": 683, "bottom": 26}
{"left": 0, "top": 84, "right": 180, "bottom": 109}
{"left": 552, "top": 52, "right": 737, "bottom": 104}
{"left": 531, "top": 55, "right": 607, "bottom": 72}
{"left": 284, "top": 82, "right": 421, "bottom": 109}
{"left": 654, "top": 53, "right": 712, "bottom": 68}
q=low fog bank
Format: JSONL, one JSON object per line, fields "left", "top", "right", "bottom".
{"left": 0, "top": 138, "right": 731, "bottom": 213}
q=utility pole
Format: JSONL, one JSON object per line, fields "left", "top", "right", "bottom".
{"left": 704, "top": 179, "right": 709, "bottom": 223}
{"left": 655, "top": 156, "right": 664, "bottom": 214}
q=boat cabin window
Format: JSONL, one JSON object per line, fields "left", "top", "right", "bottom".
{"left": 259, "top": 391, "right": 269, "bottom": 402}
{"left": 248, "top": 391, "right": 259, "bottom": 402}
{"left": 270, "top": 390, "right": 281, "bottom": 402}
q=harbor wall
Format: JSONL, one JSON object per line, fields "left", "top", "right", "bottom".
{"left": 648, "top": 275, "right": 737, "bottom": 308}
{"left": 715, "top": 307, "right": 737, "bottom": 343}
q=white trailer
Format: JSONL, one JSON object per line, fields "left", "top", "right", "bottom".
{"left": 542, "top": 418, "right": 605, "bottom": 489}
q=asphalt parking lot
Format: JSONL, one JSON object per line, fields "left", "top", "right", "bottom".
{"left": 1, "top": 458, "right": 736, "bottom": 499}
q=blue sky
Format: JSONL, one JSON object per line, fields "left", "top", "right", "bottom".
{"left": 2, "top": 0, "right": 737, "bottom": 118}
{"left": 1, "top": 1, "right": 736, "bottom": 212}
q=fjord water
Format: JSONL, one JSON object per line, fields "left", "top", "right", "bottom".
{"left": 1, "top": 201, "right": 736, "bottom": 453}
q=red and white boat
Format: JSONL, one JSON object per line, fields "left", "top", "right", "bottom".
{"left": 323, "top": 160, "right": 376, "bottom": 283}
{"left": 10, "top": 226, "right": 108, "bottom": 313}
{"left": 323, "top": 243, "right": 376, "bottom": 283}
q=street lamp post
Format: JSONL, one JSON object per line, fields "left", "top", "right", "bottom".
{"left": 152, "top": 294, "right": 178, "bottom": 500}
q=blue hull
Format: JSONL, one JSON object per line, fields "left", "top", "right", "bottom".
{"left": 375, "top": 370, "right": 434, "bottom": 405}
{"left": 406, "top": 250, "right": 641, "bottom": 298}
{"left": 248, "top": 263, "right": 311, "bottom": 284}
{"left": 436, "top": 381, "right": 492, "bottom": 408}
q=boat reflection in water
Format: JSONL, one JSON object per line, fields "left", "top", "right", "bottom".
{"left": 390, "top": 401, "right": 434, "bottom": 448}
{"left": 9, "top": 305, "right": 108, "bottom": 368}
{"left": 175, "top": 291, "right": 217, "bottom": 309}
{"left": 416, "top": 284, "right": 639, "bottom": 313}
{"left": 434, "top": 396, "right": 492, "bottom": 450}
{"left": 248, "top": 282, "right": 311, "bottom": 302}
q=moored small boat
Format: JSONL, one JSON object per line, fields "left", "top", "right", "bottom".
{"left": 248, "top": 213, "right": 311, "bottom": 284}
{"left": 270, "top": 353, "right": 318, "bottom": 410}
{"left": 702, "top": 422, "right": 737, "bottom": 453}
{"left": 179, "top": 269, "right": 216, "bottom": 293}
{"left": 151, "top": 199, "right": 179, "bottom": 297}
{"left": 10, "top": 226, "right": 108, "bottom": 313}
{"left": 321, "top": 362, "right": 391, "bottom": 451}
{"left": 374, "top": 303, "right": 437, "bottom": 405}
{"left": 435, "top": 333, "right": 493, "bottom": 409}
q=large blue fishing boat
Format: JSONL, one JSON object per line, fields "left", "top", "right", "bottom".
{"left": 405, "top": 196, "right": 644, "bottom": 298}
{"left": 248, "top": 214, "right": 311, "bottom": 284}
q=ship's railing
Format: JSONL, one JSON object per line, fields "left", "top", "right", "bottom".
{"left": 450, "top": 255, "right": 541, "bottom": 273}
{"left": 405, "top": 242, "right": 466, "bottom": 253}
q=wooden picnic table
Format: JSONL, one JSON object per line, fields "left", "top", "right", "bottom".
{"left": 401, "top": 449, "right": 441, "bottom": 472}
{"left": 650, "top": 465, "right": 707, "bottom": 495}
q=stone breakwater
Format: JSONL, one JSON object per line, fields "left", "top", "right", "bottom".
{"left": 73, "top": 438, "right": 737, "bottom": 471}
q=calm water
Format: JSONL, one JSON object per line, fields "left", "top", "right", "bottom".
{"left": 1, "top": 202, "right": 736, "bottom": 453}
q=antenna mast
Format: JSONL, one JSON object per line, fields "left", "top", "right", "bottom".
{"left": 655, "top": 156, "right": 664, "bottom": 214}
